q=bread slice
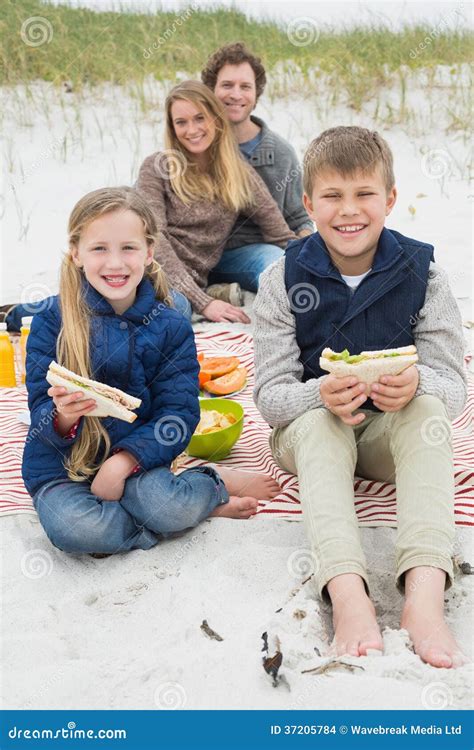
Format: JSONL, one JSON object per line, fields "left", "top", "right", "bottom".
{"left": 320, "top": 346, "right": 418, "bottom": 385}
{"left": 46, "top": 361, "right": 141, "bottom": 423}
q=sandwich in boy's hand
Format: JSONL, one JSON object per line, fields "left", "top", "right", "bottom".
{"left": 320, "top": 346, "right": 418, "bottom": 385}
{"left": 46, "top": 361, "right": 142, "bottom": 423}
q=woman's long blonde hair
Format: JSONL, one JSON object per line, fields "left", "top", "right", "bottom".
{"left": 57, "top": 186, "right": 170, "bottom": 482}
{"left": 164, "top": 80, "right": 254, "bottom": 212}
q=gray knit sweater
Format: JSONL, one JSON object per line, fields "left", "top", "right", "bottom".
{"left": 253, "top": 258, "right": 467, "bottom": 426}
{"left": 136, "top": 151, "right": 295, "bottom": 312}
{"left": 224, "top": 116, "right": 313, "bottom": 250}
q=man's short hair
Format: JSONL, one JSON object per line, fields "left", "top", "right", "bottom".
{"left": 201, "top": 42, "right": 267, "bottom": 100}
{"left": 303, "top": 126, "right": 395, "bottom": 195}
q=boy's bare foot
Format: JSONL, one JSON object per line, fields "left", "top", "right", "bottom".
{"left": 401, "top": 567, "right": 467, "bottom": 669}
{"left": 210, "top": 465, "right": 280, "bottom": 500}
{"left": 327, "top": 573, "right": 384, "bottom": 657}
{"left": 210, "top": 495, "right": 258, "bottom": 519}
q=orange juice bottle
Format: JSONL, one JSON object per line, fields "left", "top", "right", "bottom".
{"left": 20, "top": 316, "right": 33, "bottom": 384}
{"left": 0, "top": 323, "right": 16, "bottom": 387}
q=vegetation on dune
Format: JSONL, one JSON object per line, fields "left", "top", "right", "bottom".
{"left": 1, "top": 0, "right": 472, "bottom": 92}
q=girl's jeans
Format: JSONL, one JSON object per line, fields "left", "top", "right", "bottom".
{"left": 270, "top": 395, "right": 455, "bottom": 600}
{"left": 33, "top": 466, "right": 228, "bottom": 554}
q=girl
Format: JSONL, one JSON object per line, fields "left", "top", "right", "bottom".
{"left": 22, "top": 187, "right": 279, "bottom": 555}
{"left": 136, "top": 80, "right": 295, "bottom": 324}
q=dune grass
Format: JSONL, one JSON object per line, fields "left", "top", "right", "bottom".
{"left": 1, "top": 0, "right": 472, "bottom": 96}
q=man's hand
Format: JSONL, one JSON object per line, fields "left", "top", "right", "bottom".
{"left": 202, "top": 299, "right": 250, "bottom": 324}
{"left": 370, "top": 365, "right": 419, "bottom": 412}
{"left": 320, "top": 374, "right": 367, "bottom": 425}
{"left": 91, "top": 451, "right": 137, "bottom": 502}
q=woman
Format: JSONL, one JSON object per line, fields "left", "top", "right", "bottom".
{"left": 136, "top": 80, "right": 295, "bottom": 323}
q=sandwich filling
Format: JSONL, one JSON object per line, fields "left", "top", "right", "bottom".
{"left": 54, "top": 373, "right": 134, "bottom": 409}
{"left": 327, "top": 349, "right": 403, "bottom": 365}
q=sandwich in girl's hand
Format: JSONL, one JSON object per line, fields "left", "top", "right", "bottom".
{"left": 46, "top": 361, "right": 141, "bottom": 423}
{"left": 320, "top": 346, "right": 418, "bottom": 385}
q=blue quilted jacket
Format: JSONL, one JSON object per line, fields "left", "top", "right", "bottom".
{"left": 21, "top": 278, "right": 200, "bottom": 496}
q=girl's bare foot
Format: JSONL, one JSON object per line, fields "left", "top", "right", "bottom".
{"left": 211, "top": 465, "right": 280, "bottom": 500}
{"left": 210, "top": 495, "right": 258, "bottom": 519}
{"left": 327, "top": 573, "right": 383, "bottom": 657}
{"left": 401, "top": 567, "right": 467, "bottom": 669}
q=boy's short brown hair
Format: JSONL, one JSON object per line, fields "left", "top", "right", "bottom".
{"left": 201, "top": 42, "right": 267, "bottom": 100}
{"left": 303, "top": 126, "right": 395, "bottom": 195}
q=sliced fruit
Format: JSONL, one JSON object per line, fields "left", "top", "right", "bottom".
{"left": 202, "top": 367, "right": 247, "bottom": 395}
{"left": 197, "top": 352, "right": 205, "bottom": 362}
{"left": 198, "top": 370, "right": 212, "bottom": 388}
{"left": 199, "top": 356, "right": 240, "bottom": 378}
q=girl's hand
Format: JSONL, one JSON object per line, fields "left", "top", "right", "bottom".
{"left": 48, "top": 386, "right": 97, "bottom": 418}
{"left": 91, "top": 452, "right": 137, "bottom": 502}
{"left": 202, "top": 299, "right": 250, "bottom": 324}
{"left": 47, "top": 385, "right": 97, "bottom": 437}
{"left": 370, "top": 365, "right": 419, "bottom": 412}
{"left": 319, "top": 374, "right": 368, "bottom": 425}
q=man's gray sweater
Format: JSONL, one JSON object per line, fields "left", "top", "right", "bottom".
{"left": 225, "top": 116, "right": 313, "bottom": 250}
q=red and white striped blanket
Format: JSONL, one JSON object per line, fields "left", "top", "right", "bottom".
{"left": 1, "top": 330, "right": 473, "bottom": 526}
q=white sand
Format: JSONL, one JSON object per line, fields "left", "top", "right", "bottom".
{"left": 1, "top": 71, "right": 473, "bottom": 710}
{"left": 1, "top": 517, "right": 472, "bottom": 709}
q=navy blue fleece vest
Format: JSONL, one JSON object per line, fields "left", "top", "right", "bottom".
{"left": 284, "top": 228, "right": 434, "bottom": 385}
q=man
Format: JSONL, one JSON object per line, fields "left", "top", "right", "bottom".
{"left": 201, "top": 42, "right": 313, "bottom": 300}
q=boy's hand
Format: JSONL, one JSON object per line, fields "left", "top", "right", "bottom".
{"left": 90, "top": 451, "right": 137, "bottom": 502}
{"left": 320, "top": 374, "right": 368, "bottom": 425}
{"left": 370, "top": 365, "right": 419, "bottom": 412}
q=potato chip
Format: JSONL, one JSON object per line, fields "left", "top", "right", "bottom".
{"left": 194, "top": 409, "right": 237, "bottom": 435}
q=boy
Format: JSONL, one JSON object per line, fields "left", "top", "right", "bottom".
{"left": 201, "top": 42, "right": 313, "bottom": 299}
{"left": 253, "top": 126, "right": 467, "bottom": 668}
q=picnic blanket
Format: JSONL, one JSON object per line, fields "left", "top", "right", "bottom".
{"left": 1, "top": 330, "right": 473, "bottom": 526}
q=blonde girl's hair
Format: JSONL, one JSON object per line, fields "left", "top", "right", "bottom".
{"left": 57, "top": 186, "right": 171, "bottom": 482}
{"left": 164, "top": 80, "right": 254, "bottom": 212}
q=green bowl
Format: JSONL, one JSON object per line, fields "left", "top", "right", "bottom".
{"left": 187, "top": 398, "right": 244, "bottom": 461}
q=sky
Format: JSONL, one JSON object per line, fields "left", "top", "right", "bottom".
{"left": 45, "top": 0, "right": 472, "bottom": 29}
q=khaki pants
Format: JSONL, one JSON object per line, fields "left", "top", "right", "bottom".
{"left": 270, "top": 395, "right": 455, "bottom": 599}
